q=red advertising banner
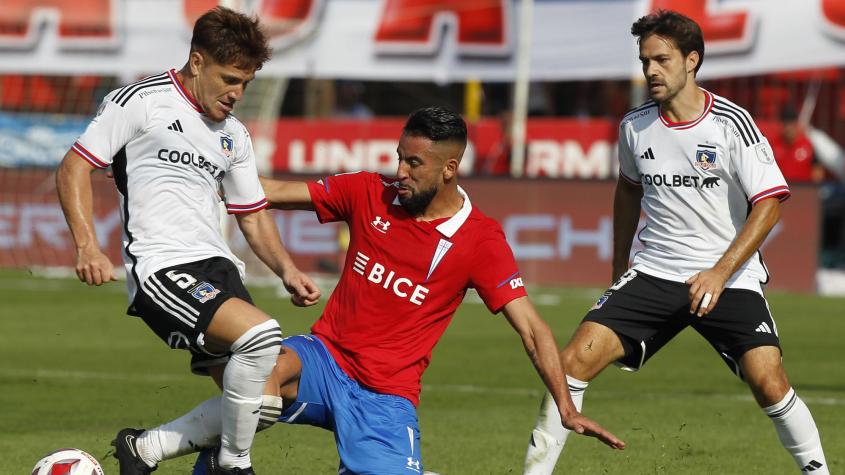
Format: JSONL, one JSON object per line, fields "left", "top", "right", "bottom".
{"left": 0, "top": 170, "right": 819, "bottom": 292}
{"left": 272, "top": 118, "right": 618, "bottom": 179}
{"left": 271, "top": 118, "right": 788, "bottom": 180}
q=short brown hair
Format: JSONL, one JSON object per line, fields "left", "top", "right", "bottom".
{"left": 631, "top": 10, "right": 705, "bottom": 75}
{"left": 191, "top": 7, "right": 271, "bottom": 71}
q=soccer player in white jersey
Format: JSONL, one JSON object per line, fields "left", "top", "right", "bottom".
{"left": 55, "top": 7, "right": 320, "bottom": 475}
{"left": 524, "top": 10, "right": 828, "bottom": 474}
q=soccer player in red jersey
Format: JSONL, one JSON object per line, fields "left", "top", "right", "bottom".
{"left": 180, "top": 106, "right": 623, "bottom": 474}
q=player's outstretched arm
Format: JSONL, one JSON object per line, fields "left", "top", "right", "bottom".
{"left": 611, "top": 176, "right": 643, "bottom": 282}
{"left": 259, "top": 177, "right": 315, "bottom": 211}
{"left": 55, "top": 150, "right": 118, "bottom": 286}
{"left": 686, "top": 197, "right": 780, "bottom": 316}
{"left": 502, "top": 297, "right": 625, "bottom": 450}
{"left": 236, "top": 210, "right": 321, "bottom": 306}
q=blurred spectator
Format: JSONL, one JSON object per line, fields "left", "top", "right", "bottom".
{"left": 332, "top": 80, "right": 373, "bottom": 119}
{"left": 770, "top": 105, "right": 826, "bottom": 183}
{"left": 477, "top": 109, "right": 513, "bottom": 176}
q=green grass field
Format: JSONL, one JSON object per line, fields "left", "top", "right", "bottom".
{"left": 2, "top": 269, "right": 842, "bottom": 474}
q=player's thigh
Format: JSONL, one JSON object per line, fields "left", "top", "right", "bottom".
{"left": 739, "top": 345, "right": 790, "bottom": 406}
{"left": 334, "top": 394, "right": 422, "bottom": 475}
{"left": 204, "top": 297, "right": 272, "bottom": 350}
{"left": 582, "top": 270, "right": 691, "bottom": 372}
{"left": 691, "top": 288, "right": 781, "bottom": 380}
{"left": 560, "top": 322, "right": 626, "bottom": 381}
{"left": 277, "top": 335, "right": 338, "bottom": 429}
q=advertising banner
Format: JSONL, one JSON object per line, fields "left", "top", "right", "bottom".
{"left": 1, "top": 0, "right": 844, "bottom": 81}
{"left": 0, "top": 170, "right": 819, "bottom": 292}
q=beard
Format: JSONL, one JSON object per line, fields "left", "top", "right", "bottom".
{"left": 399, "top": 185, "right": 438, "bottom": 216}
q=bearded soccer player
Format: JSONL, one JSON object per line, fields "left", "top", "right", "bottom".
{"left": 140, "top": 106, "right": 623, "bottom": 473}
{"left": 56, "top": 7, "right": 319, "bottom": 475}
{"left": 523, "top": 10, "right": 829, "bottom": 474}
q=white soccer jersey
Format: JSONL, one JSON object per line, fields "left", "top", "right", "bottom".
{"left": 72, "top": 70, "right": 267, "bottom": 301}
{"left": 618, "top": 89, "right": 790, "bottom": 294}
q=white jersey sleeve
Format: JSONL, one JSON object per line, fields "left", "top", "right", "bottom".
{"left": 733, "top": 132, "right": 791, "bottom": 205}
{"left": 72, "top": 91, "right": 146, "bottom": 168}
{"left": 618, "top": 122, "right": 641, "bottom": 184}
{"left": 222, "top": 127, "right": 268, "bottom": 214}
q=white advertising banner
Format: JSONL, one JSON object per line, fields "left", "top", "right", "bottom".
{"left": 1, "top": 0, "right": 844, "bottom": 81}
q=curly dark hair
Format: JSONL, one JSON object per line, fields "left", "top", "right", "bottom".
{"left": 191, "top": 7, "right": 271, "bottom": 71}
{"left": 631, "top": 10, "right": 705, "bottom": 75}
{"left": 403, "top": 106, "right": 467, "bottom": 144}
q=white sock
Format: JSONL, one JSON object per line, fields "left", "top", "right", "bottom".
{"left": 524, "top": 375, "right": 588, "bottom": 475}
{"left": 218, "top": 319, "right": 282, "bottom": 469}
{"left": 136, "top": 393, "right": 284, "bottom": 466}
{"left": 136, "top": 397, "right": 222, "bottom": 465}
{"left": 763, "top": 388, "right": 828, "bottom": 474}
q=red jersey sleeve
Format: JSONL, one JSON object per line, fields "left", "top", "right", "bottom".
{"left": 306, "top": 171, "right": 370, "bottom": 223}
{"left": 469, "top": 225, "right": 528, "bottom": 313}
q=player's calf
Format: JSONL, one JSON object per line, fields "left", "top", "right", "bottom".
{"left": 218, "top": 318, "right": 282, "bottom": 470}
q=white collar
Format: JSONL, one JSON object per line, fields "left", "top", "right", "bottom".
{"left": 392, "top": 186, "right": 473, "bottom": 238}
{"left": 435, "top": 186, "right": 472, "bottom": 238}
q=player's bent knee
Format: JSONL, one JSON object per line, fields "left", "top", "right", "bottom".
{"left": 559, "top": 346, "right": 601, "bottom": 382}
{"left": 230, "top": 319, "right": 283, "bottom": 358}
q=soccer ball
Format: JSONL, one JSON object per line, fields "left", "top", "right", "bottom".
{"left": 31, "top": 448, "right": 104, "bottom": 475}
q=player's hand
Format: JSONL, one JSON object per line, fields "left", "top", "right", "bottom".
{"left": 76, "top": 246, "right": 118, "bottom": 286}
{"left": 685, "top": 268, "right": 729, "bottom": 317}
{"left": 562, "top": 411, "right": 626, "bottom": 450}
{"left": 282, "top": 268, "right": 321, "bottom": 307}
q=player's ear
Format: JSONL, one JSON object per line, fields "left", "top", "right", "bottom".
{"left": 189, "top": 50, "right": 204, "bottom": 76}
{"left": 686, "top": 51, "right": 700, "bottom": 75}
{"left": 443, "top": 157, "right": 460, "bottom": 180}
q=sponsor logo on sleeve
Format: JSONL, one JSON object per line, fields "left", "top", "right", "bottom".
{"left": 755, "top": 142, "right": 774, "bottom": 164}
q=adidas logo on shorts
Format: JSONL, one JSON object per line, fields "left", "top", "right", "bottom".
{"left": 754, "top": 322, "right": 773, "bottom": 334}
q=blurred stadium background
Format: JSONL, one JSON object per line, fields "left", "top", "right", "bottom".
{"left": 1, "top": 0, "right": 844, "bottom": 472}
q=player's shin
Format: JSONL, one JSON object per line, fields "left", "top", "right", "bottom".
{"left": 219, "top": 319, "right": 283, "bottom": 469}
{"left": 524, "top": 375, "right": 589, "bottom": 475}
{"left": 763, "top": 388, "right": 829, "bottom": 474}
{"left": 136, "top": 396, "right": 223, "bottom": 464}
{"left": 137, "top": 393, "right": 284, "bottom": 467}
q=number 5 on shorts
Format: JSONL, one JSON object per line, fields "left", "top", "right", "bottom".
{"left": 165, "top": 270, "right": 198, "bottom": 289}
{"left": 610, "top": 269, "right": 637, "bottom": 290}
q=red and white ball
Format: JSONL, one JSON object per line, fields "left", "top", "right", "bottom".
{"left": 31, "top": 448, "right": 104, "bottom": 475}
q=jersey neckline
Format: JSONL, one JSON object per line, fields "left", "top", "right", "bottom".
{"left": 167, "top": 69, "right": 204, "bottom": 113}
{"left": 659, "top": 89, "right": 713, "bottom": 130}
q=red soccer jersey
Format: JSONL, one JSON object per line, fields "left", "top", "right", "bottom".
{"left": 306, "top": 171, "right": 527, "bottom": 405}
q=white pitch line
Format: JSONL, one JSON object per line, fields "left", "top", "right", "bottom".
{"left": 0, "top": 368, "right": 182, "bottom": 383}
{"left": 422, "top": 383, "right": 845, "bottom": 407}
{"left": 2, "top": 368, "right": 843, "bottom": 407}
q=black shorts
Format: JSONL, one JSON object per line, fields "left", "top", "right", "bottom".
{"left": 128, "top": 256, "right": 254, "bottom": 375}
{"left": 583, "top": 270, "right": 780, "bottom": 379}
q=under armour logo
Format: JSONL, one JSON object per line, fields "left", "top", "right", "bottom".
{"left": 371, "top": 216, "right": 390, "bottom": 234}
{"left": 406, "top": 457, "right": 421, "bottom": 472}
